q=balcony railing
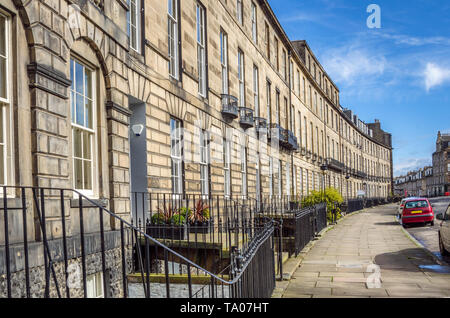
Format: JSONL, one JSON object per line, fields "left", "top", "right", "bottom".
{"left": 221, "top": 94, "right": 239, "bottom": 120}
{"left": 326, "top": 158, "right": 344, "bottom": 172}
{"left": 279, "top": 128, "right": 289, "bottom": 147}
{"left": 239, "top": 107, "right": 254, "bottom": 129}
{"left": 255, "top": 117, "right": 268, "bottom": 135}
{"left": 286, "top": 130, "right": 298, "bottom": 151}
{"left": 91, "top": 0, "right": 105, "bottom": 10}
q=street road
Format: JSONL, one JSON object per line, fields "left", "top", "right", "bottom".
{"left": 404, "top": 197, "right": 450, "bottom": 264}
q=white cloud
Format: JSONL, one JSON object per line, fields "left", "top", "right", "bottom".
{"left": 423, "top": 63, "right": 450, "bottom": 91}
{"left": 322, "top": 48, "right": 386, "bottom": 85}
{"left": 394, "top": 157, "right": 431, "bottom": 177}
{"left": 377, "top": 33, "right": 450, "bottom": 47}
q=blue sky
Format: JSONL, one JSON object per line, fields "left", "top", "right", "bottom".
{"left": 268, "top": 0, "right": 450, "bottom": 176}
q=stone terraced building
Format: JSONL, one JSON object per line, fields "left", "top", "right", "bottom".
{"left": 0, "top": 0, "right": 393, "bottom": 297}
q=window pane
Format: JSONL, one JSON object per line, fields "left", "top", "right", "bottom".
{"left": 71, "top": 92, "right": 75, "bottom": 123}
{"left": 0, "top": 57, "right": 6, "bottom": 100}
{"left": 86, "top": 276, "right": 94, "bottom": 298}
{"left": 85, "top": 98, "right": 93, "bottom": 129}
{"left": 95, "top": 273, "right": 103, "bottom": 297}
{"left": 85, "top": 69, "right": 92, "bottom": 98}
{"left": 83, "top": 132, "right": 91, "bottom": 160}
{"left": 168, "top": 0, "right": 172, "bottom": 16}
{"left": 84, "top": 161, "right": 92, "bottom": 190}
{"left": 73, "top": 128, "right": 82, "bottom": 158}
{"left": 0, "top": 16, "right": 5, "bottom": 57}
{"left": 74, "top": 159, "right": 83, "bottom": 189}
{"left": 75, "top": 61, "right": 84, "bottom": 94}
{"left": 76, "top": 94, "right": 84, "bottom": 126}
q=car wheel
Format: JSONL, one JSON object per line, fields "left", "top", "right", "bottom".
{"left": 430, "top": 221, "right": 435, "bottom": 227}
{"left": 439, "top": 235, "right": 450, "bottom": 256}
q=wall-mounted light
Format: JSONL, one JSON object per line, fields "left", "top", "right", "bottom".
{"left": 132, "top": 124, "right": 144, "bottom": 137}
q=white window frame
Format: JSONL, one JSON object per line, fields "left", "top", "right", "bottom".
{"left": 86, "top": 272, "right": 104, "bottom": 298}
{"left": 275, "top": 90, "right": 280, "bottom": 126}
{"left": 168, "top": 0, "right": 179, "bottom": 79}
{"left": 286, "top": 162, "right": 290, "bottom": 196}
{"left": 241, "top": 145, "right": 247, "bottom": 198}
{"left": 236, "top": 0, "right": 243, "bottom": 25}
{"left": 253, "top": 65, "right": 259, "bottom": 116}
{"left": 127, "top": 0, "right": 140, "bottom": 52}
{"left": 200, "top": 129, "right": 210, "bottom": 197}
{"left": 299, "top": 167, "right": 303, "bottom": 196}
{"left": 70, "top": 58, "right": 97, "bottom": 197}
{"left": 238, "top": 49, "right": 245, "bottom": 107}
{"left": 220, "top": 30, "right": 229, "bottom": 95}
{"left": 282, "top": 49, "right": 287, "bottom": 80}
{"left": 223, "top": 138, "right": 231, "bottom": 198}
{"left": 0, "top": 13, "right": 10, "bottom": 187}
{"left": 196, "top": 3, "right": 207, "bottom": 97}
{"left": 171, "top": 118, "right": 183, "bottom": 195}
{"left": 278, "top": 159, "right": 282, "bottom": 196}
{"left": 251, "top": 2, "right": 257, "bottom": 43}
{"left": 266, "top": 81, "right": 271, "bottom": 127}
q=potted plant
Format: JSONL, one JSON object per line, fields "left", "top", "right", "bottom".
{"left": 188, "top": 199, "right": 212, "bottom": 234}
{"left": 289, "top": 195, "right": 301, "bottom": 211}
{"left": 147, "top": 204, "right": 187, "bottom": 239}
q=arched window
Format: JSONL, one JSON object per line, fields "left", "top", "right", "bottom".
{"left": 70, "top": 58, "right": 96, "bottom": 195}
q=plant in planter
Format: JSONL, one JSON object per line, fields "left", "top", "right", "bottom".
{"left": 188, "top": 200, "right": 212, "bottom": 233}
{"left": 147, "top": 204, "right": 187, "bottom": 239}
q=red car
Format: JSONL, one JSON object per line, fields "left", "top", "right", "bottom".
{"left": 401, "top": 198, "right": 435, "bottom": 227}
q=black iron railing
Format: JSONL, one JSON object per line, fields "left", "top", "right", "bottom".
{"left": 239, "top": 107, "right": 254, "bottom": 129}
{"left": 0, "top": 187, "right": 278, "bottom": 298}
{"left": 221, "top": 94, "right": 239, "bottom": 119}
{"left": 1, "top": 185, "right": 390, "bottom": 298}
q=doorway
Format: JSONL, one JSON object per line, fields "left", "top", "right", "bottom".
{"left": 129, "top": 97, "right": 148, "bottom": 227}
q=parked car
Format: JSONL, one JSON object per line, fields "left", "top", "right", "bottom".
{"left": 397, "top": 197, "right": 420, "bottom": 219}
{"left": 401, "top": 198, "right": 435, "bottom": 227}
{"left": 437, "top": 204, "right": 450, "bottom": 256}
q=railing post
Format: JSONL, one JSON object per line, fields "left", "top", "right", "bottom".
{"left": 278, "top": 218, "right": 283, "bottom": 279}
{"left": 3, "top": 186, "right": 11, "bottom": 298}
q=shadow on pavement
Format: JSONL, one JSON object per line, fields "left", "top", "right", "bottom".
{"left": 374, "top": 221, "right": 400, "bottom": 226}
{"left": 374, "top": 248, "right": 450, "bottom": 274}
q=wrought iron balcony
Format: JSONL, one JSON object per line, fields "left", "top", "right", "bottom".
{"left": 286, "top": 130, "right": 298, "bottom": 151}
{"left": 326, "top": 158, "right": 344, "bottom": 172}
{"left": 221, "top": 94, "right": 239, "bottom": 120}
{"left": 239, "top": 107, "right": 254, "bottom": 129}
{"left": 255, "top": 117, "right": 268, "bottom": 135}
{"left": 306, "top": 150, "right": 312, "bottom": 159}
{"left": 312, "top": 153, "right": 318, "bottom": 162}
{"left": 279, "top": 128, "right": 289, "bottom": 147}
{"left": 91, "top": 0, "right": 105, "bottom": 10}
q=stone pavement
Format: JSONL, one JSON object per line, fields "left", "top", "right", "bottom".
{"left": 282, "top": 204, "right": 450, "bottom": 298}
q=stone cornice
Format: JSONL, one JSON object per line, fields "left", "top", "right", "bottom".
{"left": 27, "top": 63, "right": 72, "bottom": 99}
